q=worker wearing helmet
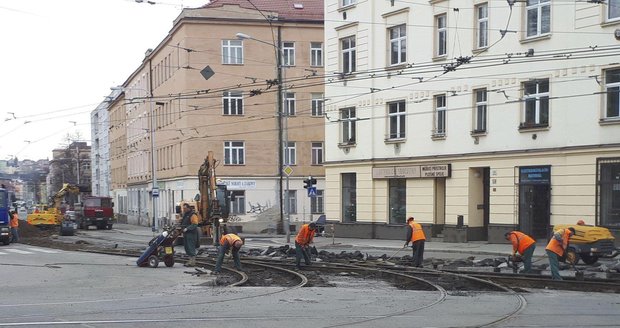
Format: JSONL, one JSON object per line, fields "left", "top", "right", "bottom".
{"left": 214, "top": 233, "right": 243, "bottom": 273}
{"left": 180, "top": 203, "right": 200, "bottom": 267}
{"left": 504, "top": 231, "right": 536, "bottom": 273}
{"left": 295, "top": 222, "right": 316, "bottom": 270}
{"left": 545, "top": 227, "right": 576, "bottom": 280}
{"left": 404, "top": 216, "right": 426, "bottom": 267}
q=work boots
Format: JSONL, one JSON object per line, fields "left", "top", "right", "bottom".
{"left": 185, "top": 256, "right": 196, "bottom": 267}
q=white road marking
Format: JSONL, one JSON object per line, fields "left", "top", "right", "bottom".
{"left": 5, "top": 249, "right": 33, "bottom": 254}
{"left": 24, "top": 247, "right": 59, "bottom": 253}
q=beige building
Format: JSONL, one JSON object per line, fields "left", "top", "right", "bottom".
{"left": 109, "top": 0, "right": 325, "bottom": 229}
{"left": 324, "top": 0, "right": 620, "bottom": 242}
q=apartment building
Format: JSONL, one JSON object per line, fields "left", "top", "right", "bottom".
{"left": 109, "top": 0, "right": 325, "bottom": 228}
{"left": 324, "top": 0, "right": 620, "bottom": 241}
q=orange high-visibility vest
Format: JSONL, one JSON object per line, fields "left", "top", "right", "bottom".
{"left": 10, "top": 213, "right": 18, "bottom": 228}
{"left": 295, "top": 224, "right": 315, "bottom": 246}
{"left": 507, "top": 231, "right": 535, "bottom": 255}
{"left": 545, "top": 228, "right": 571, "bottom": 256}
{"left": 220, "top": 234, "right": 242, "bottom": 246}
{"left": 409, "top": 221, "right": 426, "bottom": 242}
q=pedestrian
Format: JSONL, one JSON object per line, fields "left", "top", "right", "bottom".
{"left": 545, "top": 227, "right": 576, "bottom": 280}
{"left": 504, "top": 231, "right": 536, "bottom": 273}
{"left": 295, "top": 222, "right": 316, "bottom": 270}
{"left": 404, "top": 216, "right": 426, "bottom": 267}
{"left": 180, "top": 203, "right": 200, "bottom": 267}
{"left": 214, "top": 233, "right": 243, "bottom": 273}
{"left": 10, "top": 210, "right": 19, "bottom": 243}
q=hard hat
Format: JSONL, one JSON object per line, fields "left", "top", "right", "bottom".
{"left": 576, "top": 220, "right": 585, "bottom": 225}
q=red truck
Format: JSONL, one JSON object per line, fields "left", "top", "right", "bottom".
{"left": 75, "top": 196, "right": 115, "bottom": 230}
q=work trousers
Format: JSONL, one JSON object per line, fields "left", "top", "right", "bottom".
{"left": 521, "top": 244, "right": 536, "bottom": 273}
{"left": 183, "top": 231, "right": 198, "bottom": 257}
{"left": 546, "top": 250, "right": 562, "bottom": 280}
{"left": 10, "top": 227, "right": 18, "bottom": 243}
{"left": 295, "top": 241, "right": 311, "bottom": 267}
{"left": 411, "top": 240, "right": 425, "bottom": 267}
{"left": 214, "top": 243, "right": 241, "bottom": 272}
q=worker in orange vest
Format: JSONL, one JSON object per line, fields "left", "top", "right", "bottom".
{"left": 545, "top": 227, "right": 575, "bottom": 280}
{"left": 295, "top": 222, "right": 316, "bottom": 270}
{"left": 10, "top": 211, "right": 19, "bottom": 243}
{"left": 404, "top": 216, "right": 426, "bottom": 267}
{"left": 214, "top": 233, "right": 243, "bottom": 273}
{"left": 504, "top": 231, "right": 536, "bottom": 273}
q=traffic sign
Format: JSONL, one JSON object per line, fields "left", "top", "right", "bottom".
{"left": 283, "top": 166, "right": 293, "bottom": 176}
{"left": 307, "top": 187, "right": 317, "bottom": 197}
{"left": 152, "top": 187, "right": 159, "bottom": 197}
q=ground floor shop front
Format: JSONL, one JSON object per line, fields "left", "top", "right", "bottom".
{"left": 324, "top": 148, "right": 620, "bottom": 244}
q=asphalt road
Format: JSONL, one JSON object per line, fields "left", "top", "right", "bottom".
{"left": 0, "top": 229, "right": 619, "bottom": 327}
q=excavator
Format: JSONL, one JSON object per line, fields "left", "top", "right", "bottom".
{"left": 27, "top": 183, "right": 81, "bottom": 228}
{"left": 176, "top": 151, "right": 229, "bottom": 245}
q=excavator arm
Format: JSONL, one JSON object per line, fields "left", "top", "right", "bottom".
{"left": 51, "top": 183, "right": 81, "bottom": 209}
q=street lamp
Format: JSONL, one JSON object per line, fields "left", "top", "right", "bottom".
{"left": 111, "top": 85, "right": 159, "bottom": 233}
{"left": 236, "top": 32, "right": 292, "bottom": 242}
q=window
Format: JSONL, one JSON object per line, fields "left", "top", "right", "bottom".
{"left": 526, "top": 0, "right": 550, "bottom": 38}
{"left": 609, "top": 0, "right": 620, "bottom": 21}
{"left": 389, "top": 179, "right": 406, "bottom": 224}
{"left": 282, "top": 42, "right": 295, "bottom": 66}
{"left": 476, "top": 4, "right": 489, "bottom": 48}
{"left": 230, "top": 190, "right": 245, "bottom": 214}
{"left": 340, "top": 107, "right": 356, "bottom": 144}
{"left": 311, "top": 93, "right": 324, "bottom": 117}
{"left": 522, "top": 79, "right": 549, "bottom": 127}
{"left": 598, "top": 159, "right": 620, "bottom": 227}
{"left": 389, "top": 25, "right": 407, "bottom": 65}
{"left": 284, "top": 142, "right": 296, "bottom": 165}
{"left": 284, "top": 92, "right": 296, "bottom": 116}
{"left": 223, "top": 91, "right": 243, "bottom": 115}
{"left": 224, "top": 141, "right": 245, "bottom": 165}
{"left": 387, "top": 100, "right": 406, "bottom": 139}
{"left": 311, "top": 42, "right": 323, "bottom": 67}
{"left": 605, "top": 68, "right": 620, "bottom": 119}
{"left": 434, "top": 95, "right": 447, "bottom": 136}
{"left": 341, "top": 36, "right": 356, "bottom": 74}
{"left": 311, "top": 189, "right": 324, "bottom": 214}
{"left": 287, "top": 190, "right": 297, "bottom": 214}
{"left": 342, "top": 173, "right": 356, "bottom": 222}
{"left": 436, "top": 14, "right": 447, "bottom": 57}
{"left": 311, "top": 142, "right": 323, "bottom": 165}
{"left": 222, "top": 40, "right": 243, "bottom": 64}
{"left": 342, "top": 0, "right": 356, "bottom": 6}
{"left": 473, "top": 88, "right": 487, "bottom": 132}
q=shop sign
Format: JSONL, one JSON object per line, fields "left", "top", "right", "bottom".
{"left": 519, "top": 166, "right": 551, "bottom": 184}
{"left": 220, "top": 180, "right": 257, "bottom": 190}
{"left": 373, "top": 164, "right": 451, "bottom": 179}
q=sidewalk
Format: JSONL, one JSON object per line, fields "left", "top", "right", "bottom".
{"left": 114, "top": 223, "right": 547, "bottom": 258}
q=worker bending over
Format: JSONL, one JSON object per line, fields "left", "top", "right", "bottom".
{"left": 545, "top": 227, "right": 575, "bottom": 280}
{"left": 504, "top": 231, "right": 536, "bottom": 273}
{"left": 295, "top": 222, "right": 316, "bottom": 270}
{"left": 214, "top": 233, "right": 243, "bottom": 273}
{"left": 404, "top": 216, "right": 426, "bottom": 267}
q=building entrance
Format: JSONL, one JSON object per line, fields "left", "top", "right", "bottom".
{"left": 518, "top": 166, "right": 551, "bottom": 239}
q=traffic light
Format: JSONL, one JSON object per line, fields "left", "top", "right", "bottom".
{"left": 303, "top": 176, "right": 317, "bottom": 189}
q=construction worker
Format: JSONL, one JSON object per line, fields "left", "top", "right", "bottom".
{"left": 10, "top": 210, "right": 19, "bottom": 243}
{"left": 214, "top": 233, "right": 243, "bottom": 273}
{"left": 295, "top": 222, "right": 316, "bottom": 270}
{"left": 504, "top": 231, "right": 536, "bottom": 273}
{"left": 545, "top": 227, "right": 576, "bottom": 280}
{"left": 404, "top": 216, "right": 426, "bottom": 267}
{"left": 576, "top": 219, "right": 585, "bottom": 226}
{"left": 180, "top": 203, "right": 200, "bottom": 267}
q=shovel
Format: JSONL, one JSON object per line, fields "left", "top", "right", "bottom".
{"left": 385, "top": 246, "right": 407, "bottom": 262}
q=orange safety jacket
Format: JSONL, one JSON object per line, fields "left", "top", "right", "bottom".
{"left": 408, "top": 221, "right": 426, "bottom": 242}
{"left": 295, "top": 224, "right": 315, "bottom": 246}
{"left": 10, "top": 214, "right": 19, "bottom": 228}
{"left": 545, "top": 228, "right": 571, "bottom": 256}
{"left": 220, "top": 234, "right": 242, "bottom": 247}
{"left": 507, "top": 231, "right": 535, "bottom": 255}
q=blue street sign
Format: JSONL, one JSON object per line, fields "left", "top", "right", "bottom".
{"left": 307, "top": 187, "right": 317, "bottom": 197}
{"left": 152, "top": 187, "right": 159, "bottom": 197}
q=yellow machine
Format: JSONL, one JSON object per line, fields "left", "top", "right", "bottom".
{"left": 27, "top": 184, "right": 81, "bottom": 228}
{"left": 553, "top": 223, "right": 618, "bottom": 265}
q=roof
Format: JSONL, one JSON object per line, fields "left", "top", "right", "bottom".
{"left": 202, "top": 0, "right": 324, "bottom": 21}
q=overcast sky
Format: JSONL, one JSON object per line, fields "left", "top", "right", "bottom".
{"left": 0, "top": 0, "right": 208, "bottom": 162}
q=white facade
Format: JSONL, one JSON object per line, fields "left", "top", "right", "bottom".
{"left": 324, "top": 0, "right": 620, "bottom": 240}
{"left": 90, "top": 92, "right": 116, "bottom": 197}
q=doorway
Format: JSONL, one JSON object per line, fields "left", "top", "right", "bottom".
{"left": 518, "top": 166, "right": 551, "bottom": 239}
